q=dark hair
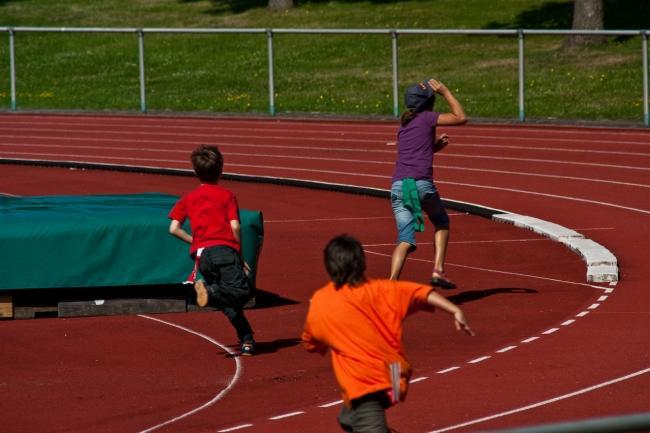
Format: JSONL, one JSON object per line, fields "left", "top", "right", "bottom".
{"left": 400, "top": 110, "right": 417, "bottom": 126}
{"left": 400, "top": 96, "right": 435, "bottom": 126}
{"left": 324, "top": 235, "right": 367, "bottom": 289}
{"left": 191, "top": 145, "right": 223, "bottom": 183}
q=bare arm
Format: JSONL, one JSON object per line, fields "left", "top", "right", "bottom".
{"left": 427, "top": 290, "right": 475, "bottom": 336}
{"left": 230, "top": 219, "right": 241, "bottom": 243}
{"left": 427, "top": 78, "right": 467, "bottom": 126}
{"left": 230, "top": 219, "right": 252, "bottom": 274}
{"left": 169, "top": 219, "right": 192, "bottom": 244}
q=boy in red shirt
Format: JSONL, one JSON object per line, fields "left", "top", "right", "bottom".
{"left": 169, "top": 145, "right": 255, "bottom": 356}
{"left": 302, "top": 235, "right": 473, "bottom": 432}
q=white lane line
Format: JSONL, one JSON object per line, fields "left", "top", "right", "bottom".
{"left": 4, "top": 126, "right": 650, "bottom": 151}
{"left": 427, "top": 367, "right": 650, "bottom": 433}
{"left": 496, "top": 346, "right": 517, "bottom": 354}
{"left": 265, "top": 216, "right": 394, "bottom": 223}
{"left": 522, "top": 337, "right": 539, "bottom": 343}
{"left": 135, "top": 315, "right": 241, "bottom": 433}
{"left": 6, "top": 140, "right": 650, "bottom": 190}
{"left": 443, "top": 182, "right": 650, "bottom": 216}
{"left": 588, "top": 303, "right": 601, "bottom": 310}
{"left": 561, "top": 319, "right": 576, "bottom": 326}
{"left": 576, "top": 311, "right": 591, "bottom": 317}
{"left": 4, "top": 117, "right": 649, "bottom": 141}
{"left": 410, "top": 376, "right": 429, "bottom": 383}
{"left": 217, "top": 424, "right": 253, "bottom": 432}
{"left": 364, "top": 237, "right": 550, "bottom": 247}
{"left": 6, "top": 152, "right": 650, "bottom": 216}
{"left": 468, "top": 356, "right": 492, "bottom": 364}
{"left": 437, "top": 367, "right": 461, "bottom": 374}
{"left": 598, "top": 295, "right": 609, "bottom": 302}
{"left": 441, "top": 164, "right": 650, "bottom": 189}
{"left": 440, "top": 153, "right": 650, "bottom": 172}
{"left": 542, "top": 328, "right": 559, "bottom": 335}
{"left": 363, "top": 249, "right": 603, "bottom": 289}
{"left": 269, "top": 411, "right": 305, "bottom": 420}
{"left": 319, "top": 400, "right": 343, "bottom": 408}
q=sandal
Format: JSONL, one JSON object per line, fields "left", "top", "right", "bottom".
{"left": 430, "top": 271, "right": 456, "bottom": 290}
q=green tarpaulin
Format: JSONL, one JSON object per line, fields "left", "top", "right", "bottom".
{"left": 0, "top": 193, "right": 263, "bottom": 290}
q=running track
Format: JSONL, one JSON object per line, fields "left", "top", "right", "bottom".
{"left": 0, "top": 114, "right": 648, "bottom": 433}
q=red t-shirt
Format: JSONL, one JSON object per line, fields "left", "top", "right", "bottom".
{"left": 168, "top": 183, "right": 240, "bottom": 254}
{"left": 302, "top": 279, "right": 433, "bottom": 405}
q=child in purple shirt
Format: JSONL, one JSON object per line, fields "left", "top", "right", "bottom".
{"left": 390, "top": 78, "right": 467, "bottom": 289}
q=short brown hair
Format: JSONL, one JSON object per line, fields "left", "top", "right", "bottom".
{"left": 324, "top": 235, "right": 367, "bottom": 289}
{"left": 191, "top": 145, "right": 223, "bottom": 183}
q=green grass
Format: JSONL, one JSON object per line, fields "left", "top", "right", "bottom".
{"left": 0, "top": 0, "right": 648, "bottom": 123}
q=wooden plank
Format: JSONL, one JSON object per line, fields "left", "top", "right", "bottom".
{"left": 58, "top": 298, "right": 186, "bottom": 317}
{"left": 0, "top": 295, "right": 13, "bottom": 318}
{"left": 13, "top": 305, "right": 58, "bottom": 319}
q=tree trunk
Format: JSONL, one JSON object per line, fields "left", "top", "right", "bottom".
{"left": 268, "top": 0, "right": 294, "bottom": 12}
{"left": 565, "top": 0, "right": 606, "bottom": 47}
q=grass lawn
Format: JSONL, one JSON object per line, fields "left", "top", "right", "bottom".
{"left": 0, "top": 0, "right": 648, "bottom": 123}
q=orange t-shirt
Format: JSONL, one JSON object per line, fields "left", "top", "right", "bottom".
{"left": 301, "top": 279, "right": 433, "bottom": 405}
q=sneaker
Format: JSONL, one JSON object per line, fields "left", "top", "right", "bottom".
{"left": 430, "top": 271, "right": 456, "bottom": 290}
{"left": 194, "top": 280, "right": 209, "bottom": 307}
{"left": 240, "top": 341, "right": 255, "bottom": 357}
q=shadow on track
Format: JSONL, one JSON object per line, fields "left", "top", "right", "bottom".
{"left": 448, "top": 287, "right": 537, "bottom": 305}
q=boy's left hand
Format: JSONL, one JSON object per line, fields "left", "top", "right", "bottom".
{"left": 243, "top": 261, "right": 251, "bottom": 276}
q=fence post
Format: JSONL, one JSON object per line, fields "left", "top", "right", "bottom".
{"left": 267, "top": 29, "right": 275, "bottom": 116}
{"left": 137, "top": 29, "right": 147, "bottom": 113}
{"left": 518, "top": 29, "right": 525, "bottom": 122}
{"left": 9, "top": 28, "right": 16, "bottom": 111}
{"left": 391, "top": 30, "right": 399, "bottom": 117}
{"left": 643, "top": 31, "right": 648, "bottom": 127}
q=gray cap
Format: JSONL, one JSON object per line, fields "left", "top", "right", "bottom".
{"left": 404, "top": 79, "right": 436, "bottom": 113}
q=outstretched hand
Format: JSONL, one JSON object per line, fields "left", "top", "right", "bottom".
{"left": 454, "top": 310, "right": 475, "bottom": 336}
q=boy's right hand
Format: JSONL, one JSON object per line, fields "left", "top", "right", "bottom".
{"left": 454, "top": 310, "right": 475, "bottom": 336}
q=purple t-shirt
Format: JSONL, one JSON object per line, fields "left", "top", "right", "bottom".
{"left": 391, "top": 111, "right": 440, "bottom": 182}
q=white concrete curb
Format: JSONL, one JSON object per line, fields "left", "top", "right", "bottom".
{"left": 493, "top": 213, "right": 619, "bottom": 283}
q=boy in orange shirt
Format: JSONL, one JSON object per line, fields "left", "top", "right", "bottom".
{"left": 302, "top": 235, "right": 473, "bottom": 433}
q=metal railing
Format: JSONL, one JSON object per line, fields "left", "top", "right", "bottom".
{"left": 1, "top": 27, "right": 648, "bottom": 125}
{"left": 479, "top": 412, "right": 650, "bottom": 433}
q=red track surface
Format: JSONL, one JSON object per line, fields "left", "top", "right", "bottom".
{"left": 0, "top": 114, "right": 648, "bottom": 433}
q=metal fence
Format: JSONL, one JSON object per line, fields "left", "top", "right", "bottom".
{"left": 1, "top": 27, "right": 648, "bottom": 125}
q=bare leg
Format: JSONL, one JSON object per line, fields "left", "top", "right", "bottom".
{"left": 390, "top": 242, "right": 413, "bottom": 280}
{"left": 433, "top": 228, "right": 450, "bottom": 275}
{"left": 430, "top": 227, "right": 456, "bottom": 289}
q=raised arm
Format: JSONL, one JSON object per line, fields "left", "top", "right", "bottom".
{"left": 426, "top": 290, "right": 474, "bottom": 335}
{"left": 427, "top": 78, "right": 467, "bottom": 126}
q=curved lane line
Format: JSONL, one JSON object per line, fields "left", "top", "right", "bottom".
{"left": 136, "top": 314, "right": 242, "bottom": 433}
{"left": 363, "top": 250, "right": 606, "bottom": 290}
{"left": 426, "top": 368, "right": 650, "bottom": 433}
{"left": 443, "top": 184, "right": 650, "bottom": 215}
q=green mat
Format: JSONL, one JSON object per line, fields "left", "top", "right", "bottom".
{"left": 0, "top": 193, "right": 263, "bottom": 290}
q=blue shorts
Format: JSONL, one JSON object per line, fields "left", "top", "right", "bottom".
{"left": 391, "top": 179, "right": 450, "bottom": 246}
